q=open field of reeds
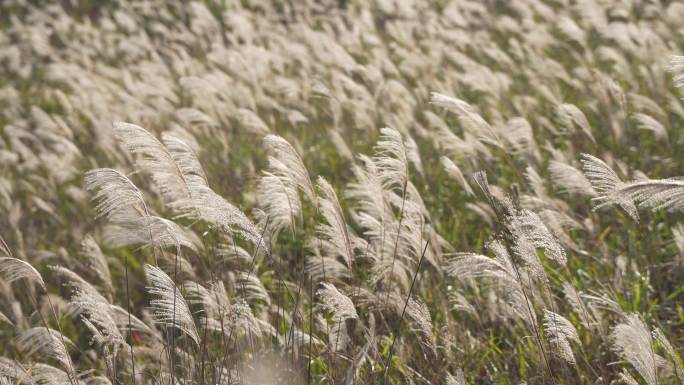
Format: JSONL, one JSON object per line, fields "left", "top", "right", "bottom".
{"left": 1, "top": 1, "right": 683, "bottom": 384}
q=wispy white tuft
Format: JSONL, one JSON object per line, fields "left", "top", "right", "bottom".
{"left": 346, "top": 154, "right": 391, "bottom": 227}
{"left": 548, "top": 160, "right": 596, "bottom": 196}
{"left": 80, "top": 235, "right": 112, "bottom": 294}
{"left": 557, "top": 104, "right": 595, "bottom": 143}
{"left": 562, "top": 282, "right": 596, "bottom": 330}
{"left": 144, "top": 264, "right": 199, "bottom": 345}
{"left": 236, "top": 108, "right": 270, "bottom": 135}
{"left": 584, "top": 153, "right": 684, "bottom": 217}
{"left": 611, "top": 314, "right": 658, "bottom": 385}
{"left": 71, "top": 285, "right": 125, "bottom": 351}
{"left": 264, "top": 135, "right": 315, "bottom": 202}
{"left": 0, "top": 310, "right": 13, "bottom": 326}
{"left": 618, "top": 369, "right": 641, "bottom": 385}
{"left": 580, "top": 154, "right": 639, "bottom": 221}
{"left": 633, "top": 113, "right": 668, "bottom": 142}
{"left": 256, "top": 167, "right": 301, "bottom": 235}
{"left": 543, "top": 310, "right": 579, "bottom": 365}
{"left": 84, "top": 168, "right": 148, "bottom": 221}
{"left": 164, "top": 132, "right": 263, "bottom": 248}
{"left": 237, "top": 272, "right": 271, "bottom": 307}
{"left": 403, "top": 297, "right": 434, "bottom": 350}
{"left": 16, "top": 327, "right": 73, "bottom": 371}
{"left": 508, "top": 209, "right": 567, "bottom": 267}
{"left": 373, "top": 127, "right": 412, "bottom": 190}
{"left": 314, "top": 177, "right": 355, "bottom": 270}
{"left": 0, "top": 358, "right": 27, "bottom": 383}
{"left": 446, "top": 244, "right": 531, "bottom": 325}
{"left": 441, "top": 157, "right": 474, "bottom": 196}
{"left": 446, "top": 369, "right": 466, "bottom": 385}
{"left": 0, "top": 257, "right": 46, "bottom": 289}
{"left": 31, "top": 363, "right": 74, "bottom": 385}
{"left": 114, "top": 122, "right": 192, "bottom": 207}
{"left": 103, "top": 215, "right": 199, "bottom": 251}
{"left": 317, "top": 283, "right": 357, "bottom": 352}
{"left": 617, "top": 178, "right": 684, "bottom": 214}
{"left": 183, "top": 183, "right": 264, "bottom": 249}
{"left": 670, "top": 55, "right": 684, "bottom": 94}
{"left": 430, "top": 92, "right": 502, "bottom": 148}
{"left": 652, "top": 328, "right": 684, "bottom": 379}
{"left": 110, "top": 305, "right": 161, "bottom": 341}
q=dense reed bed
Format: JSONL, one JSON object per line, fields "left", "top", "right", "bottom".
{"left": 0, "top": 1, "right": 683, "bottom": 384}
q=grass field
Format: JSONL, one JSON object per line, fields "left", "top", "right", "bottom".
{"left": 0, "top": 1, "right": 683, "bottom": 384}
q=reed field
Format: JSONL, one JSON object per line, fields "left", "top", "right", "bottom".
{"left": 0, "top": 1, "right": 683, "bottom": 384}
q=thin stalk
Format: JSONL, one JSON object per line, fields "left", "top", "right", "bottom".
{"left": 44, "top": 288, "right": 78, "bottom": 385}
{"left": 509, "top": 253, "right": 554, "bottom": 384}
{"left": 561, "top": 268, "right": 605, "bottom": 384}
{"left": 479, "top": 171, "right": 554, "bottom": 384}
{"left": 308, "top": 277, "right": 314, "bottom": 385}
{"left": 3, "top": 239, "right": 76, "bottom": 385}
{"left": 25, "top": 282, "right": 77, "bottom": 385}
{"left": 124, "top": 254, "right": 137, "bottom": 385}
{"left": 384, "top": 179, "right": 408, "bottom": 306}
{"left": 241, "top": 216, "right": 271, "bottom": 296}
{"left": 381, "top": 239, "right": 429, "bottom": 385}
{"left": 170, "top": 245, "right": 181, "bottom": 385}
